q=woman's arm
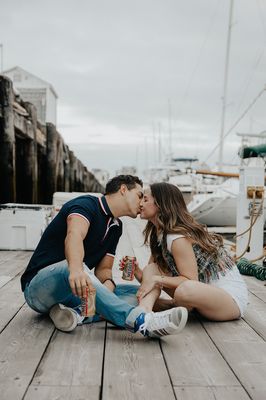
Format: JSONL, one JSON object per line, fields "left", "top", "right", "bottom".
{"left": 153, "top": 237, "right": 198, "bottom": 290}
{"left": 133, "top": 254, "right": 154, "bottom": 283}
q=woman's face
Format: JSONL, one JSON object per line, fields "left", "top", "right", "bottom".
{"left": 139, "top": 189, "right": 159, "bottom": 221}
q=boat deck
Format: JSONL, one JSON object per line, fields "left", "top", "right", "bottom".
{"left": 1, "top": 217, "right": 266, "bottom": 400}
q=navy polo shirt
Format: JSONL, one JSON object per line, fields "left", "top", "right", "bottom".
{"left": 21, "top": 195, "right": 122, "bottom": 291}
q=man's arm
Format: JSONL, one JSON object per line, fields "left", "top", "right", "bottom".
{"left": 65, "top": 215, "right": 95, "bottom": 298}
{"left": 95, "top": 254, "right": 116, "bottom": 291}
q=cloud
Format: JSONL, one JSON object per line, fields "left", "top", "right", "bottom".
{"left": 1, "top": 0, "right": 266, "bottom": 173}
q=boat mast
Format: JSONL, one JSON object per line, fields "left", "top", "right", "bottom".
{"left": 168, "top": 98, "right": 172, "bottom": 162}
{"left": 218, "top": 0, "right": 234, "bottom": 171}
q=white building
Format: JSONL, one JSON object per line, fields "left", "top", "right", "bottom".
{"left": 3, "top": 66, "right": 58, "bottom": 125}
{"left": 91, "top": 169, "right": 110, "bottom": 188}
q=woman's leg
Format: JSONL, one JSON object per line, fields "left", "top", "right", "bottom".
{"left": 138, "top": 263, "right": 162, "bottom": 312}
{"left": 173, "top": 280, "right": 240, "bottom": 321}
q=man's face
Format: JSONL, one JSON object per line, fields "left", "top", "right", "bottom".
{"left": 122, "top": 184, "right": 143, "bottom": 218}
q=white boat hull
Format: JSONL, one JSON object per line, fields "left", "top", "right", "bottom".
{"left": 188, "top": 195, "right": 237, "bottom": 226}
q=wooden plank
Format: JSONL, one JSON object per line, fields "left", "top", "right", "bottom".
{"left": 174, "top": 386, "right": 250, "bottom": 400}
{"left": 161, "top": 316, "right": 241, "bottom": 387}
{"left": 242, "top": 292, "right": 266, "bottom": 341}
{"left": 203, "top": 318, "right": 266, "bottom": 400}
{"left": 0, "top": 274, "right": 25, "bottom": 332}
{"left": 24, "top": 386, "right": 99, "bottom": 400}
{"left": 0, "top": 251, "right": 31, "bottom": 275}
{"left": 0, "top": 305, "right": 54, "bottom": 400}
{"left": 29, "top": 322, "right": 106, "bottom": 395}
{"left": 245, "top": 275, "right": 266, "bottom": 290}
{"left": 0, "top": 250, "right": 28, "bottom": 266}
{"left": 0, "top": 276, "right": 12, "bottom": 288}
{"left": 102, "top": 326, "right": 175, "bottom": 400}
{"left": 245, "top": 276, "right": 266, "bottom": 303}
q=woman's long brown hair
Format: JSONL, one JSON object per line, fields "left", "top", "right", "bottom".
{"left": 143, "top": 182, "right": 223, "bottom": 272}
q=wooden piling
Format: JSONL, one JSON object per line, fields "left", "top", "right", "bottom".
{"left": 0, "top": 76, "right": 16, "bottom": 203}
{"left": 23, "top": 102, "right": 38, "bottom": 203}
{"left": 0, "top": 77, "right": 104, "bottom": 204}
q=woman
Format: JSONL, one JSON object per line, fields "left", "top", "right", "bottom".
{"left": 134, "top": 182, "right": 248, "bottom": 322}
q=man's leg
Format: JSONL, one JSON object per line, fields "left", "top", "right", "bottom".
{"left": 24, "top": 262, "right": 145, "bottom": 330}
{"left": 24, "top": 262, "right": 188, "bottom": 337}
{"left": 24, "top": 261, "right": 81, "bottom": 313}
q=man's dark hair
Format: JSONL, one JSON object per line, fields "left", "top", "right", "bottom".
{"left": 105, "top": 175, "right": 143, "bottom": 194}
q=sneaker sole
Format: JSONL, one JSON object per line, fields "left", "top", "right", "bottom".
{"left": 49, "top": 304, "right": 78, "bottom": 332}
{"left": 149, "top": 307, "right": 188, "bottom": 338}
{"left": 172, "top": 307, "right": 188, "bottom": 334}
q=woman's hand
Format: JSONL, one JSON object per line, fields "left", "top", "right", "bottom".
{"left": 119, "top": 256, "right": 143, "bottom": 282}
{"left": 68, "top": 269, "right": 95, "bottom": 298}
{"left": 136, "top": 277, "right": 158, "bottom": 301}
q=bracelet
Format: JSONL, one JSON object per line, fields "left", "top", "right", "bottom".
{"left": 103, "top": 278, "right": 117, "bottom": 288}
{"left": 159, "top": 275, "right": 164, "bottom": 289}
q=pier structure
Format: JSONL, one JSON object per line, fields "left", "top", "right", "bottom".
{"left": 0, "top": 75, "right": 103, "bottom": 205}
{"left": 0, "top": 216, "right": 266, "bottom": 399}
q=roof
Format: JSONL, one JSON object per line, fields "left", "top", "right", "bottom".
{"left": 3, "top": 66, "right": 58, "bottom": 98}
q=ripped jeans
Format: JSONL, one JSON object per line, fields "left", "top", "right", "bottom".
{"left": 23, "top": 261, "right": 144, "bottom": 331}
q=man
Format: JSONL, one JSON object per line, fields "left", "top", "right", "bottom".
{"left": 21, "top": 175, "right": 185, "bottom": 338}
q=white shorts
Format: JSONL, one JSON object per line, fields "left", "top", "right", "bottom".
{"left": 209, "top": 266, "right": 248, "bottom": 317}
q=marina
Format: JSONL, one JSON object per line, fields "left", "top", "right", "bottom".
{"left": 1, "top": 1, "right": 266, "bottom": 399}
{"left": 1, "top": 217, "right": 266, "bottom": 400}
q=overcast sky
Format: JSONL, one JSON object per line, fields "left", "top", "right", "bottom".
{"left": 1, "top": 0, "right": 266, "bottom": 175}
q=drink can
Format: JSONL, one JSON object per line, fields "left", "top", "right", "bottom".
{"left": 122, "top": 256, "right": 136, "bottom": 281}
{"left": 81, "top": 287, "right": 96, "bottom": 317}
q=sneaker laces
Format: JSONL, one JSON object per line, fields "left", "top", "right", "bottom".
{"left": 138, "top": 312, "right": 172, "bottom": 335}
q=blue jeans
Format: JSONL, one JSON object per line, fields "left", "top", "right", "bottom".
{"left": 23, "top": 261, "right": 144, "bottom": 331}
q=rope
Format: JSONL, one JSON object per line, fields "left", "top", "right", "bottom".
{"left": 237, "top": 258, "right": 266, "bottom": 281}
{"left": 234, "top": 192, "right": 264, "bottom": 260}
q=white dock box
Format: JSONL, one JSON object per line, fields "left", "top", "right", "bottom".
{"left": 0, "top": 204, "right": 55, "bottom": 250}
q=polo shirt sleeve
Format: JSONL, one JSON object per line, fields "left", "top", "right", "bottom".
{"left": 64, "top": 198, "right": 96, "bottom": 225}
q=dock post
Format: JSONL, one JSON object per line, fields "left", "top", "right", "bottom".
{"left": 46, "top": 123, "right": 58, "bottom": 204}
{"left": 23, "top": 102, "right": 38, "bottom": 203}
{"left": 0, "top": 76, "right": 16, "bottom": 203}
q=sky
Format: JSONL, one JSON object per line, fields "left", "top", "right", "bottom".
{"left": 1, "top": 0, "right": 266, "bottom": 176}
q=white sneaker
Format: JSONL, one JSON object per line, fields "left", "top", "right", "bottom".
{"left": 137, "top": 307, "right": 188, "bottom": 338}
{"left": 49, "top": 303, "right": 83, "bottom": 332}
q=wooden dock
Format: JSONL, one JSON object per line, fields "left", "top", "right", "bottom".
{"left": 0, "top": 217, "right": 266, "bottom": 400}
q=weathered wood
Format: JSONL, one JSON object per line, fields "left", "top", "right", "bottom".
{"left": 0, "top": 77, "right": 104, "bottom": 204}
{"left": 0, "top": 251, "right": 31, "bottom": 283}
{"left": 63, "top": 144, "right": 71, "bottom": 192}
{"left": 24, "top": 386, "right": 99, "bottom": 400}
{"left": 0, "top": 305, "right": 54, "bottom": 400}
{"left": 28, "top": 323, "right": 106, "bottom": 397}
{"left": 174, "top": 386, "right": 250, "bottom": 400}
{"left": 203, "top": 318, "right": 266, "bottom": 400}
{"left": 243, "top": 291, "right": 266, "bottom": 341}
{"left": 102, "top": 326, "right": 175, "bottom": 400}
{"left": 45, "top": 123, "right": 58, "bottom": 202}
{"left": 0, "top": 76, "right": 16, "bottom": 203}
{"left": 0, "top": 275, "right": 25, "bottom": 331}
{"left": 245, "top": 276, "right": 266, "bottom": 303}
{"left": 23, "top": 102, "right": 38, "bottom": 203}
{"left": 161, "top": 316, "right": 242, "bottom": 388}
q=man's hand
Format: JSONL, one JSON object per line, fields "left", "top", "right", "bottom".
{"left": 68, "top": 269, "right": 95, "bottom": 298}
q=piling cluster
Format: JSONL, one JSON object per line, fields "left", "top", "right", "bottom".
{"left": 0, "top": 76, "right": 104, "bottom": 204}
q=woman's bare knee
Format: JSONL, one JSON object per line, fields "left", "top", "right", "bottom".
{"left": 174, "top": 280, "right": 196, "bottom": 304}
